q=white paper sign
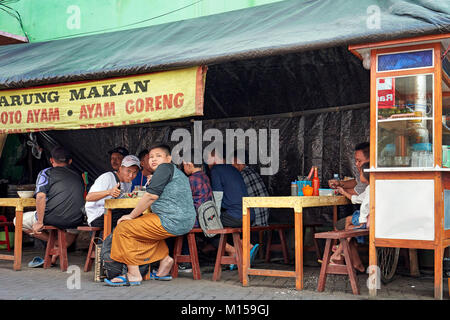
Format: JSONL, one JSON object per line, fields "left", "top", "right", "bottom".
{"left": 375, "top": 179, "right": 434, "bottom": 240}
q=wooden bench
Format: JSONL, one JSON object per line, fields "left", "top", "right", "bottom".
{"left": 77, "top": 226, "right": 102, "bottom": 272}
{"left": 207, "top": 224, "right": 294, "bottom": 282}
{"left": 171, "top": 224, "right": 293, "bottom": 282}
{"left": 42, "top": 226, "right": 68, "bottom": 272}
{"left": 172, "top": 228, "right": 203, "bottom": 280}
{"left": 315, "top": 228, "right": 369, "bottom": 295}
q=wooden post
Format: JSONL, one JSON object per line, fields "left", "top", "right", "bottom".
{"left": 369, "top": 173, "right": 377, "bottom": 296}
{"left": 242, "top": 205, "right": 251, "bottom": 287}
{"left": 434, "top": 245, "right": 443, "bottom": 300}
{"left": 408, "top": 249, "right": 420, "bottom": 277}
{"left": 103, "top": 209, "right": 112, "bottom": 240}
{"left": 13, "top": 208, "right": 23, "bottom": 271}
{"left": 294, "top": 206, "right": 303, "bottom": 290}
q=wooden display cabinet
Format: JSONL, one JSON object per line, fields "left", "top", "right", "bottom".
{"left": 350, "top": 34, "right": 450, "bottom": 299}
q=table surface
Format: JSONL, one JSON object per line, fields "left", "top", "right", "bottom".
{"left": 0, "top": 197, "right": 36, "bottom": 208}
{"left": 104, "top": 197, "right": 143, "bottom": 208}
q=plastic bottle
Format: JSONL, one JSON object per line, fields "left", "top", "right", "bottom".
{"left": 291, "top": 181, "right": 298, "bottom": 196}
{"left": 333, "top": 173, "right": 339, "bottom": 181}
{"left": 312, "top": 167, "right": 320, "bottom": 196}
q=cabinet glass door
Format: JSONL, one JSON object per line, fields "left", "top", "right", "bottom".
{"left": 377, "top": 74, "right": 434, "bottom": 168}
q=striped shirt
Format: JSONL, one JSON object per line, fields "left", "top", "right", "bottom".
{"left": 241, "top": 166, "right": 270, "bottom": 226}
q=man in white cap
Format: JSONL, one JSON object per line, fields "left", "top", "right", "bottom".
{"left": 85, "top": 155, "right": 140, "bottom": 230}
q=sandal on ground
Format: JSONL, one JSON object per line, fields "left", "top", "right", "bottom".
{"left": 149, "top": 272, "right": 172, "bottom": 281}
{"left": 28, "top": 256, "right": 44, "bottom": 268}
{"left": 104, "top": 275, "right": 141, "bottom": 287}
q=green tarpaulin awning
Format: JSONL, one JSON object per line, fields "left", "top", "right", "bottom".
{"left": 0, "top": 0, "right": 449, "bottom": 90}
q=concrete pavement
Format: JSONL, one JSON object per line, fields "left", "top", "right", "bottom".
{"left": 0, "top": 247, "right": 446, "bottom": 301}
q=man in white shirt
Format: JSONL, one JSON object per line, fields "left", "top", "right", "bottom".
{"left": 85, "top": 155, "right": 140, "bottom": 229}
{"left": 328, "top": 142, "right": 369, "bottom": 196}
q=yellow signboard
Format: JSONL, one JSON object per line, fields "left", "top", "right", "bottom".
{"left": 0, "top": 66, "right": 206, "bottom": 133}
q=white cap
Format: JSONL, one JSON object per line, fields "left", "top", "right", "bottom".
{"left": 121, "top": 155, "right": 141, "bottom": 169}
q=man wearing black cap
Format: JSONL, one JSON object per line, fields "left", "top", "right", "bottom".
{"left": 108, "top": 147, "right": 129, "bottom": 171}
{"left": 14, "top": 146, "right": 85, "bottom": 267}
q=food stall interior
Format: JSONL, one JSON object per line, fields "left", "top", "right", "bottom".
{"left": 0, "top": 0, "right": 448, "bottom": 234}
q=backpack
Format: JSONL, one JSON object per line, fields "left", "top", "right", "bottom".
{"left": 100, "top": 233, "right": 150, "bottom": 280}
{"left": 197, "top": 199, "right": 223, "bottom": 238}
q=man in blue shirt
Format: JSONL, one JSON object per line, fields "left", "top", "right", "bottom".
{"left": 207, "top": 149, "right": 257, "bottom": 265}
{"left": 131, "top": 149, "right": 152, "bottom": 191}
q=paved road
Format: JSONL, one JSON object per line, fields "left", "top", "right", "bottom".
{"left": 0, "top": 247, "right": 445, "bottom": 302}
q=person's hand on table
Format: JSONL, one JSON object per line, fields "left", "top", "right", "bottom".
{"left": 328, "top": 179, "right": 341, "bottom": 189}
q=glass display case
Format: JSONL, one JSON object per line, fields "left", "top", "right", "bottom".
{"left": 350, "top": 36, "right": 450, "bottom": 300}
{"left": 377, "top": 74, "right": 434, "bottom": 167}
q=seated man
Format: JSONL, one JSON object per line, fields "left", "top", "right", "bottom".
{"left": 131, "top": 149, "right": 152, "bottom": 191}
{"left": 183, "top": 148, "right": 213, "bottom": 225}
{"left": 232, "top": 150, "right": 270, "bottom": 226}
{"left": 207, "top": 149, "right": 255, "bottom": 227}
{"left": 328, "top": 142, "right": 369, "bottom": 196}
{"left": 207, "top": 149, "right": 258, "bottom": 266}
{"left": 328, "top": 142, "right": 370, "bottom": 230}
{"left": 85, "top": 155, "right": 140, "bottom": 229}
{"left": 14, "top": 146, "right": 85, "bottom": 267}
{"left": 105, "top": 144, "right": 196, "bottom": 286}
{"left": 108, "top": 147, "right": 129, "bottom": 171}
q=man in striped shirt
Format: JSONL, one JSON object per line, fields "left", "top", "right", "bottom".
{"left": 232, "top": 151, "right": 270, "bottom": 226}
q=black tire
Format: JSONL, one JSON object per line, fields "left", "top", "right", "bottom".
{"left": 377, "top": 247, "right": 400, "bottom": 284}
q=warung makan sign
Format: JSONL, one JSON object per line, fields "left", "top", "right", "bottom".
{"left": 0, "top": 66, "right": 206, "bottom": 133}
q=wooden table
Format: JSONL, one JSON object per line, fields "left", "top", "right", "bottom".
{"left": 0, "top": 198, "right": 36, "bottom": 270}
{"left": 103, "top": 197, "right": 150, "bottom": 239}
{"left": 242, "top": 195, "right": 350, "bottom": 290}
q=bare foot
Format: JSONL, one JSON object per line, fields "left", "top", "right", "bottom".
{"left": 330, "top": 252, "right": 344, "bottom": 265}
{"left": 156, "top": 256, "right": 174, "bottom": 277}
{"left": 109, "top": 273, "right": 142, "bottom": 283}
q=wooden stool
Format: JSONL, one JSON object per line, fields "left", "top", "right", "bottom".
{"left": 207, "top": 228, "right": 243, "bottom": 282}
{"left": 43, "top": 226, "right": 68, "bottom": 272}
{"left": 0, "top": 215, "right": 13, "bottom": 252}
{"left": 172, "top": 228, "right": 203, "bottom": 280}
{"left": 77, "top": 226, "right": 102, "bottom": 272}
{"left": 262, "top": 224, "right": 293, "bottom": 263}
{"left": 315, "top": 229, "right": 369, "bottom": 295}
{"left": 303, "top": 223, "right": 322, "bottom": 261}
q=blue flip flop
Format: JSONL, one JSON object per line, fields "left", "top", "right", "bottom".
{"left": 28, "top": 256, "right": 44, "bottom": 268}
{"left": 104, "top": 275, "right": 141, "bottom": 287}
{"left": 250, "top": 244, "right": 260, "bottom": 265}
{"left": 149, "top": 272, "right": 172, "bottom": 281}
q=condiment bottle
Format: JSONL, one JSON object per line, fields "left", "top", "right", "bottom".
{"left": 312, "top": 167, "right": 320, "bottom": 196}
{"left": 291, "top": 181, "right": 298, "bottom": 196}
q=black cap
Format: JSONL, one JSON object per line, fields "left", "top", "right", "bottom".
{"left": 108, "top": 147, "right": 129, "bottom": 157}
{"left": 51, "top": 146, "right": 71, "bottom": 163}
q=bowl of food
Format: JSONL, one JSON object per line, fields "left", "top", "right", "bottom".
{"left": 17, "top": 191, "right": 34, "bottom": 198}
